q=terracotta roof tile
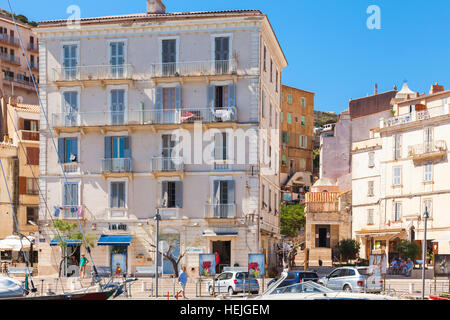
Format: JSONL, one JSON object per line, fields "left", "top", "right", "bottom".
{"left": 10, "top": 103, "right": 40, "bottom": 114}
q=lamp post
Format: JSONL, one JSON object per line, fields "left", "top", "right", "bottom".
{"left": 154, "top": 208, "right": 161, "bottom": 298}
{"left": 422, "top": 206, "right": 429, "bottom": 300}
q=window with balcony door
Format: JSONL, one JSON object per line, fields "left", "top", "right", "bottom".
{"left": 104, "top": 136, "right": 131, "bottom": 172}
{"left": 214, "top": 37, "right": 230, "bottom": 74}
{"left": 110, "top": 89, "right": 126, "bottom": 125}
{"left": 63, "top": 91, "right": 78, "bottom": 126}
{"left": 62, "top": 44, "right": 78, "bottom": 80}
{"left": 367, "top": 209, "right": 374, "bottom": 225}
{"left": 58, "top": 137, "right": 78, "bottom": 163}
{"left": 161, "top": 39, "right": 176, "bottom": 76}
{"left": 393, "top": 202, "right": 402, "bottom": 221}
{"left": 63, "top": 182, "right": 79, "bottom": 208}
{"left": 214, "top": 132, "right": 229, "bottom": 170}
{"left": 393, "top": 134, "right": 402, "bottom": 160}
{"left": 424, "top": 127, "right": 433, "bottom": 153}
{"left": 393, "top": 166, "right": 402, "bottom": 186}
{"left": 212, "top": 180, "right": 235, "bottom": 218}
{"left": 424, "top": 163, "right": 433, "bottom": 182}
{"left": 155, "top": 86, "right": 181, "bottom": 124}
{"left": 110, "top": 41, "right": 125, "bottom": 78}
{"left": 301, "top": 97, "right": 306, "bottom": 108}
{"left": 282, "top": 132, "right": 290, "bottom": 144}
{"left": 263, "top": 45, "right": 267, "bottom": 72}
{"left": 161, "top": 181, "right": 182, "bottom": 208}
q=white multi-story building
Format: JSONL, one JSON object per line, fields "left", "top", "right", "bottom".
{"left": 353, "top": 82, "right": 450, "bottom": 261}
{"left": 35, "top": 1, "right": 287, "bottom": 277}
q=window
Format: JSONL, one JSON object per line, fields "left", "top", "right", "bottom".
{"left": 424, "top": 163, "right": 433, "bottom": 182}
{"left": 215, "top": 37, "right": 230, "bottom": 74}
{"left": 393, "top": 134, "right": 402, "bottom": 160}
{"left": 206, "top": 84, "right": 235, "bottom": 109}
{"left": 62, "top": 44, "right": 78, "bottom": 80}
{"left": 300, "top": 136, "right": 307, "bottom": 148}
{"left": 275, "top": 70, "right": 279, "bottom": 92}
{"left": 263, "top": 45, "right": 267, "bottom": 72}
{"left": 301, "top": 116, "right": 306, "bottom": 126}
{"left": 110, "top": 89, "right": 126, "bottom": 125}
{"left": 270, "top": 59, "right": 273, "bottom": 83}
{"left": 282, "top": 132, "right": 290, "bottom": 144}
{"left": 261, "top": 90, "right": 265, "bottom": 118}
{"left": 24, "top": 119, "right": 38, "bottom": 132}
{"left": 367, "top": 209, "right": 374, "bottom": 225}
{"left": 161, "top": 39, "right": 176, "bottom": 76}
{"left": 110, "top": 41, "right": 125, "bottom": 77}
{"left": 268, "top": 189, "right": 272, "bottom": 212}
{"left": 58, "top": 137, "right": 78, "bottom": 163}
{"left": 262, "top": 184, "right": 266, "bottom": 208}
{"left": 287, "top": 113, "right": 292, "bottom": 124}
{"left": 368, "top": 152, "right": 375, "bottom": 167}
{"left": 63, "top": 182, "right": 78, "bottom": 207}
{"left": 26, "top": 207, "right": 39, "bottom": 225}
{"left": 393, "top": 202, "right": 402, "bottom": 221}
{"left": 423, "top": 199, "right": 432, "bottom": 218}
{"left": 269, "top": 103, "right": 273, "bottom": 127}
{"left": 282, "top": 155, "right": 287, "bottom": 166}
{"left": 424, "top": 127, "right": 433, "bottom": 153}
{"left": 280, "top": 112, "right": 283, "bottom": 123}
{"left": 214, "top": 132, "right": 228, "bottom": 161}
{"left": 287, "top": 94, "right": 292, "bottom": 104}
{"left": 162, "top": 181, "right": 182, "bottom": 208}
{"left": 104, "top": 136, "right": 131, "bottom": 172}
{"left": 63, "top": 91, "right": 78, "bottom": 126}
{"left": 163, "top": 87, "right": 176, "bottom": 109}
{"left": 300, "top": 158, "right": 306, "bottom": 169}
{"left": 393, "top": 166, "right": 402, "bottom": 186}
{"left": 26, "top": 178, "right": 39, "bottom": 195}
{"left": 274, "top": 193, "right": 278, "bottom": 215}
{"left": 368, "top": 181, "right": 374, "bottom": 196}
{"left": 110, "top": 181, "right": 126, "bottom": 209}
{"left": 301, "top": 97, "right": 306, "bottom": 108}
{"left": 26, "top": 147, "right": 39, "bottom": 165}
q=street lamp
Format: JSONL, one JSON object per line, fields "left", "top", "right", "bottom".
{"left": 154, "top": 208, "right": 161, "bottom": 298}
{"left": 422, "top": 206, "right": 429, "bottom": 300}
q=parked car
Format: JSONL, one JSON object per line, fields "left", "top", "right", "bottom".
{"left": 267, "top": 271, "right": 319, "bottom": 288}
{"left": 319, "top": 267, "right": 383, "bottom": 293}
{"left": 207, "top": 271, "right": 259, "bottom": 295}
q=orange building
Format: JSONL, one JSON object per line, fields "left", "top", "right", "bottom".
{"left": 280, "top": 85, "right": 314, "bottom": 202}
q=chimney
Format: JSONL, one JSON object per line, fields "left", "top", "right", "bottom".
{"left": 429, "top": 82, "right": 444, "bottom": 95}
{"left": 374, "top": 83, "right": 378, "bottom": 95}
{"left": 147, "top": 0, "right": 166, "bottom": 14}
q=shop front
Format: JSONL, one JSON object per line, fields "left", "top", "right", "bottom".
{"left": 49, "top": 238, "right": 82, "bottom": 277}
{"left": 97, "top": 235, "right": 132, "bottom": 275}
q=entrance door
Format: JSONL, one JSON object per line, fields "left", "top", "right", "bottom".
{"left": 63, "top": 245, "right": 80, "bottom": 277}
{"left": 162, "top": 39, "right": 176, "bottom": 76}
{"left": 215, "top": 37, "right": 230, "bottom": 74}
{"left": 316, "top": 225, "right": 330, "bottom": 248}
{"left": 110, "top": 89, "right": 125, "bottom": 125}
{"left": 111, "top": 246, "right": 127, "bottom": 275}
{"left": 212, "top": 241, "right": 231, "bottom": 274}
{"left": 110, "top": 41, "right": 125, "bottom": 78}
{"left": 162, "top": 135, "right": 176, "bottom": 170}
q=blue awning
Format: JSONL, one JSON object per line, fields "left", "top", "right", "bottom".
{"left": 97, "top": 235, "right": 132, "bottom": 246}
{"left": 50, "top": 239, "right": 82, "bottom": 247}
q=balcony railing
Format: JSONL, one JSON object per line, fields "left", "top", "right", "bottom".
{"left": 19, "top": 130, "right": 39, "bottom": 142}
{"left": 0, "top": 34, "right": 20, "bottom": 46}
{"left": 383, "top": 106, "right": 449, "bottom": 128}
{"left": 151, "top": 157, "right": 184, "bottom": 172}
{"left": 151, "top": 59, "right": 237, "bottom": 78}
{"left": 30, "top": 63, "right": 39, "bottom": 71}
{"left": 204, "top": 203, "right": 236, "bottom": 219}
{"left": 62, "top": 162, "right": 79, "bottom": 173}
{"left": 101, "top": 158, "right": 132, "bottom": 173}
{"left": 60, "top": 206, "right": 84, "bottom": 220}
{"left": 51, "top": 107, "right": 237, "bottom": 128}
{"left": 1, "top": 53, "right": 20, "bottom": 65}
{"left": 408, "top": 140, "right": 447, "bottom": 157}
{"left": 52, "top": 64, "right": 134, "bottom": 82}
{"left": 28, "top": 43, "right": 38, "bottom": 52}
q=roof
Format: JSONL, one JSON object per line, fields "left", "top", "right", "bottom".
{"left": 395, "top": 83, "right": 416, "bottom": 99}
{"left": 349, "top": 90, "right": 397, "bottom": 120}
{"left": 38, "top": 10, "right": 263, "bottom": 27}
{"left": 306, "top": 192, "right": 340, "bottom": 203}
{"left": 10, "top": 103, "right": 40, "bottom": 114}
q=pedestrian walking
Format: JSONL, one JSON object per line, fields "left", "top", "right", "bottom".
{"left": 176, "top": 265, "right": 188, "bottom": 299}
{"left": 80, "top": 254, "right": 89, "bottom": 279}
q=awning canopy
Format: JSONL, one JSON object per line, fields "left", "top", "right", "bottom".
{"left": 0, "top": 236, "right": 34, "bottom": 251}
{"left": 50, "top": 239, "right": 82, "bottom": 247}
{"left": 202, "top": 230, "right": 238, "bottom": 237}
{"left": 97, "top": 235, "right": 132, "bottom": 246}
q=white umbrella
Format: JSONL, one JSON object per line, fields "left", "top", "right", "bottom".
{"left": 0, "top": 236, "right": 34, "bottom": 251}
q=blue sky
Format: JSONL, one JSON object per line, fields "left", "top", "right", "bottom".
{"left": 7, "top": 0, "right": 450, "bottom": 113}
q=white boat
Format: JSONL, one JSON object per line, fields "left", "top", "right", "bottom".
{"left": 255, "top": 271, "right": 396, "bottom": 300}
{"left": 0, "top": 277, "right": 25, "bottom": 298}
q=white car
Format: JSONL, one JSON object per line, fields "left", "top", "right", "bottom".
{"left": 207, "top": 271, "right": 259, "bottom": 296}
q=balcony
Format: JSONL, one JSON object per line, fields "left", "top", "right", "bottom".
{"left": 59, "top": 206, "right": 85, "bottom": 220}
{"left": 51, "top": 107, "right": 237, "bottom": 133}
{"left": 204, "top": 203, "right": 236, "bottom": 219}
{"left": 0, "top": 34, "right": 20, "bottom": 47}
{"left": 62, "top": 162, "right": 79, "bottom": 173}
{"left": 101, "top": 158, "right": 132, "bottom": 178}
{"left": 27, "top": 43, "right": 39, "bottom": 52}
{"left": 151, "top": 157, "right": 184, "bottom": 178}
{"left": 382, "top": 106, "right": 449, "bottom": 129}
{"left": 151, "top": 59, "right": 237, "bottom": 78}
{"left": 408, "top": 140, "right": 447, "bottom": 163}
{"left": 1, "top": 53, "right": 20, "bottom": 66}
{"left": 19, "top": 130, "right": 39, "bottom": 142}
{"left": 52, "top": 64, "right": 135, "bottom": 87}
{"left": 30, "top": 63, "right": 39, "bottom": 71}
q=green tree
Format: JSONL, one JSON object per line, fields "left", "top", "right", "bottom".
{"left": 280, "top": 204, "right": 306, "bottom": 237}
{"left": 335, "top": 239, "right": 360, "bottom": 263}
{"left": 397, "top": 240, "right": 421, "bottom": 261}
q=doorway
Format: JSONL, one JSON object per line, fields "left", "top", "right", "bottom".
{"left": 64, "top": 245, "right": 80, "bottom": 277}
{"left": 315, "top": 225, "right": 330, "bottom": 248}
{"left": 212, "top": 241, "right": 231, "bottom": 274}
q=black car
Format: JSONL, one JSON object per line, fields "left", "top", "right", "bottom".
{"left": 268, "top": 271, "right": 320, "bottom": 288}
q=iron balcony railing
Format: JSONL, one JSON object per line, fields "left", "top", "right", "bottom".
{"left": 204, "top": 203, "right": 236, "bottom": 219}
{"left": 51, "top": 107, "right": 237, "bottom": 128}
{"left": 408, "top": 140, "right": 447, "bottom": 157}
{"left": 151, "top": 59, "right": 237, "bottom": 78}
{"left": 60, "top": 206, "right": 84, "bottom": 220}
{"left": 19, "top": 130, "right": 39, "bottom": 141}
{"left": 0, "top": 53, "right": 20, "bottom": 65}
{"left": 0, "top": 34, "right": 20, "bottom": 46}
{"left": 27, "top": 43, "right": 38, "bottom": 52}
{"left": 101, "top": 158, "right": 132, "bottom": 173}
{"left": 383, "top": 107, "right": 448, "bottom": 128}
{"left": 151, "top": 157, "right": 184, "bottom": 172}
{"left": 52, "top": 64, "right": 135, "bottom": 81}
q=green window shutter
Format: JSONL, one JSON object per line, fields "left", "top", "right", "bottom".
{"left": 280, "top": 112, "right": 283, "bottom": 123}
{"left": 287, "top": 113, "right": 292, "bottom": 124}
{"left": 282, "top": 155, "right": 287, "bottom": 165}
{"left": 301, "top": 116, "right": 306, "bottom": 126}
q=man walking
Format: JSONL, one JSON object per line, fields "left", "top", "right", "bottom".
{"left": 80, "top": 254, "right": 89, "bottom": 279}
{"left": 177, "top": 265, "right": 188, "bottom": 299}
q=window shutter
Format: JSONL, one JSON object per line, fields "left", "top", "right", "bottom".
{"left": 155, "top": 87, "right": 163, "bottom": 110}
{"left": 123, "top": 136, "right": 131, "bottom": 159}
{"left": 105, "top": 136, "right": 112, "bottom": 159}
{"left": 58, "top": 138, "right": 65, "bottom": 163}
{"left": 228, "top": 83, "right": 236, "bottom": 107}
{"left": 175, "top": 181, "right": 183, "bottom": 208}
{"left": 70, "top": 138, "right": 78, "bottom": 162}
{"left": 207, "top": 85, "right": 215, "bottom": 109}
{"left": 227, "top": 180, "right": 235, "bottom": 204}
{"left": 213, "top": 181, "right": 220, "bottom": 205}
{"left": 119, "top": 182, "right": 125, "bottom": 208}
{"left": 161, "top": 181, "right": 168, "bottom": 207}
{"left": 111, "top": 183, "right": 117, "bottom": 208}
{"left": 175, "top": 85, "right": 181, "bottom": 110}
{"left": 19, "top": 176, "right": 27, "bottom": 195}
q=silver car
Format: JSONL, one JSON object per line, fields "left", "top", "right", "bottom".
{"left": 319, "top": 267, "right": 383, "bottom": 293}
{"left": 207, "top": 271, "right": 259, "bottom": 295}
